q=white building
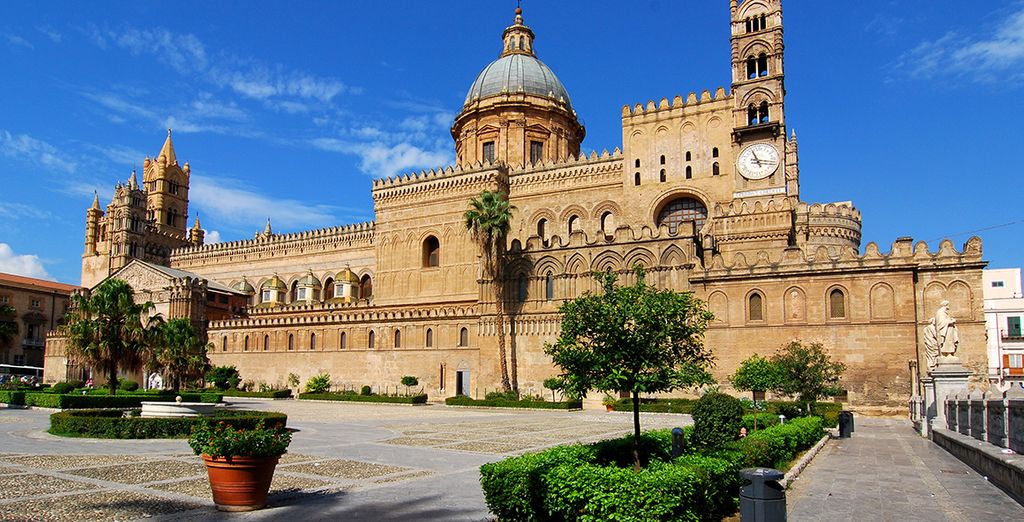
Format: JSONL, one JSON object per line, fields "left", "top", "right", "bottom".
{"left": 983, "top": 268, "right": 1024, "bottom": 383}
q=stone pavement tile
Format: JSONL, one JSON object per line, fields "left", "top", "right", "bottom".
{"left": 441, "top": 441, "right": 530, "bottom": 453}
{"left": 0, "top": 473, "right": 100, "bottom": 499}
{"left": 0, "top": 454, "right": 154, "bottom": 470}
{"left": 282, "top": 459, "right": 409, "bottom": 479}
{"left": 64, "top": 459, "right": 205, "bottom": 484}
{"left": 277, "top": 452, "right": 323, "bottom": 465}
{"left": 0, "top": 489, "right": 202, "bottom": 522}
{"left": 383, "top": 436, "right": 460, "bottom": 447}
{"left": 150, "top": 473, "right": 339, "bottom": 500}
{"left": 370, "top": 470, "right": 435, "bottom": 484}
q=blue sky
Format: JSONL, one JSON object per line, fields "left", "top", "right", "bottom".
{"left": 1, "top": 1, "right": 1022, "bottom": 285}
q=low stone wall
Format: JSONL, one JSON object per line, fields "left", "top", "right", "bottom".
{"left": 944, "top": 388, "right": 1024, "bottom": 452}
{"left": 931, "top": 427, "right": 1024, "bottom": 504}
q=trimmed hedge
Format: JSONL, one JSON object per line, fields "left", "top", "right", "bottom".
{"left": 445, "top": 396, "right": 582, "bottom": 410}
{"left": 766, "top": 401, "right": 841, "bottom": 428}
{"left": 49, "top": 409, "right": 287, "bottom": 439}
{"left": 612, "top": 398, "right": 843, "bottom": 428}
{"left": 299, "top": 392, "right": 428, "bottom": 404}
{"left": 21, "top": 392, "right": 222, "bottom": 409}
{"left": 207, "top": 389, "right": 293, "bottom": 399}
{"left": 0, "top": 390, "right": 26, "bottom": 405}
{"left": 480, "top": 417, "right": 825, "bottom": 521}
{"left": 741, "top": 412, "right": 780, "bottom": 431}
{"left": 611, "top": 397, "right": 696, "bottom": 414}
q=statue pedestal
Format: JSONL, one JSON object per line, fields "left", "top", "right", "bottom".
{"left": 925, "top": 357, "right": 972, "bottom": 435}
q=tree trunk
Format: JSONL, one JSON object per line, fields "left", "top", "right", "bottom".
{"left": 173, "top": 374, "right": 181, "bottom": 393}
{"left": 510, "top": 327, "right": 518, "bottom": 393}
{"left": 632, "top": 390, "right": 641, "bottom": 471}
{"left": 495, "top": 292, "right": 511, "bottom": 393}
{"left": 108, "top": 366, "right": 118, "bottom": 395}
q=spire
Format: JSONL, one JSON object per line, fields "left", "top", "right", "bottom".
{"left": 90, "top": 192, "right": 100, "bottom": 210}
{"left": 127, "top": 169, "right": 138, "bottom": 190}
{"left": 192, "top": 213, "right": 202, "bottom": 230}
{"left": 500, "top": 4, "right": 536, "bottom": 57}
{"left": 264, "top": 217, "right": 272, "bottom": 235}
{"left": 159, "top": 128, "right": 177, "bottom": 166}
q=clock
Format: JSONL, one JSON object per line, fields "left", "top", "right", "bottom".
{"left": 736, "top": 143, "right": 780, "bottom": 180}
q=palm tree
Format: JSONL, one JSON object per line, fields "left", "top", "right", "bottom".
{"left": 465, "top": 190, "right": 516, "bottom": 393}
{"left": 150, "top": 318, "right": 211, "bottom": 392}
{"left": 0, "top": 304, "right": 17, "bottom": 348}
{"left": 62, "top": 279, "right": 159, "bottom": 395}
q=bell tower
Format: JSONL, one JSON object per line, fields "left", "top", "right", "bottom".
{"left": 729, "top": 0, "right": 794, "bottom": 197}
{"left": 144, "top": 129, "right": 190, "bottom": 237}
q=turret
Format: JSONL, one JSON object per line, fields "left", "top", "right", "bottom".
{"left": 84, "top": 193, "right": 102, "bottom": 255}
{"left": 189, "top": 214, "right": 205, "bottom": 247}
{"left": 144, "top": 128, "right": 190, "bottom": 238}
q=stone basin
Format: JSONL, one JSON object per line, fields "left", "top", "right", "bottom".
{"left": 140, "top": 401, "right": 218, "bottom": 418}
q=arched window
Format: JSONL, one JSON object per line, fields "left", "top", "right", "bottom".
{"left": 713, "top": 162, "right": 720, "bottom": 176}
{"left": 545, "top": 272, "right": 554, "bottom": 301}
{"left": 657, "top": 197, "right": 707, "bottom": 233}
{"left": 568, "top": 215, "right": 580, "bottom": 234}
{"left": 339, "top": 331, "right": 346, "bottom": 350}
{"left": 829, "top": 289, "right": 847, "bottom": 319}
{"left": 310, "top": 333, "right": 316, "bottom": 351}
{"left": 518, "top": 274, "right": 528, "bottom": 302}
{"left": 537, "top": 218, "right": 547, "bottom": 240}
{"left": 758, "top": 53, "right": 769, "bottom": 76}
{"left": 635, "top": 159, "right": 640, "bottom": 168}
{"left": 288, "top": 334, "right": 294, "bottom": 350}
{"left": 290, "top": 281, "right": 299, "bottom": 303}
{"left": 634, "top": 172, "right": 641, "bottom": 186}
{"left": 659, "top": 169, "right": 666, "bottom": 182}
{"left": 243, "top": 335, "right": 249, "bottom": 352}
{"left": 712, "top": 147, "right": 719, "bottom": 158}
{"left": 685, "top": 166, "right": 692, "bottom": 179}
{"left": 746, "top": 57, "right": 757, "bottom": 79}
{"left": 423, "top": 236, "right": 440, "bottom": 267}
{"left": 394, "top": 329, "right": 401, "bottom": 348}
{"left": 359, "top": 274, "right": 372, "bottom": 299}
{"left": 368, "top": 330, "right": 375, "bottom": 349}
{"left": 263, "top": 335, "right": 269, "bottom": 351}
{"left": 601, "top": 211, "right": 614, "bottom": 233}
{"left": 748, "top": 293, "right": 764, "bottom": 321}
{"left": 759, "top": 101, "right": 770, "bottom": 124}
{"left": 745, "top": 18, "right": 752, "bottom": 33}
{"left": 222, "top": 336, "right": 227, "bottom": 352}
{"left": 685, "top": 151, "right": 691, "bottom": 161}
{"left": 324, "top": 278, "right": 335, "bottom": 300}
{"left": 748, "top": 104, "right": 758, "bottom": 126}
{"left": 459, "top": 327, "right": 469, "bottom": 347}
{"left": 660, "top": 155, "right": 666, "bottom": 165}
{"left": 426, "top": 328, "right": 433, "bottom": 348}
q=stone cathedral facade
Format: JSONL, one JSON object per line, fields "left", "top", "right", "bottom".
{"left": 47, "top": 1, "right": 987, "bottom": 412}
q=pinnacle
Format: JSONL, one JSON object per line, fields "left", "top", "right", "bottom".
{"left": 159, "top": 128, "right": 177, "bottom": 165}
{"left": 91, "top": 192, "right": 100, "bottom": 210}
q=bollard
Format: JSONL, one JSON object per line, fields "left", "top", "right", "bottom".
{"left": 739, "top": 467, "right": 786, "bottom": 521}
{"left": 671, "top": 427, "right": 686, "bottom": 458}
{"left": 838, "top": 411, "right": 853, "bottom": 438}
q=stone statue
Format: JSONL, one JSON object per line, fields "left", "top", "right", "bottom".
{"left": 934, "top": 300, "right": 958, "bottom": 356}
{"left": 923, "top": 318, "right": 938, "bottom": 371}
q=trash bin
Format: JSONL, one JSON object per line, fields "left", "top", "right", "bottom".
{"left": 739, "top": 467, "right": 786, "bottom": 522}
{"left": 838, "top": 410, "right": 853, "bottom": 438}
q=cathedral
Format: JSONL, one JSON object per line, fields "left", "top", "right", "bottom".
{"left": 47, "top": 1, "right": 987, "bottom": 412}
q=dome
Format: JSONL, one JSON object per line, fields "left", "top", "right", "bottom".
{"left": 465, "top": 54, "right": 572, "bottom": 109}
{"left": 262, "top": 276, "right": 287, "bottom": 291}
{"left": 232, "top": 278, "right": 255, "bottom": 295}
{"left": 297, "top": 271, "right": 321, "bottom": 288}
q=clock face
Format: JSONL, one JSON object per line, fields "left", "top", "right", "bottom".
{"left": 736, "top": 143, "right": 780, "bottom": 180}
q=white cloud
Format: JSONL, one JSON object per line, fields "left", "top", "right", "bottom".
{"left": 0, "top": 130, "right": 76, "bottom": 173}
{"left": 203, "top": 229, "right": 222, "bottom": 244}
{"left": 312, "top": 138, "right": 453, "bottom": 178}
{"left": 36, "top": 25, "right": 61, "bottom": 43}
{"left": 106, "top": 27, "right": 208, "bottom": 74}
{"left": 895, "top": 6, "right": 1024, "bottom": 82}
{"left": 86, "top": 144, "right": 147, "bottom": 167}
{"left": 5, "top": 34, "right": 33, "bottom": 49}
{"left": 0, "top": 202, "right": 54, "bottom": 221}
{"left": 189, "top": 175, "right": 345, "bottom": 230}
{"left": 0, "top": 243, "right": 51, "bottom": 280}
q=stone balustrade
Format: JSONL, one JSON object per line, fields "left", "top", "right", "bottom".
{"left": 944, "top": 387, "right": 1024, "bottom": 452}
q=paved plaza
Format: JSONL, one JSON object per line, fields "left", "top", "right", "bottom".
{"left": 1, "top": 402, "right": 1022, "bottom": 521}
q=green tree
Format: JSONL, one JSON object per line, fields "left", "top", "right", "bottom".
{"left": 150, "top": 318, "right": 211, "bottom": 392}
{"left": 771, "top": 340, "right": 846, "bottom": 414}
{"left": 206, "top": 365, "right": 240, "bottom": 390}
{"left": 464, "top": 189, "right": 516, "bottom": 392}
{"left": 545, "top": 267, "right": 715, "bottom": 469}
{"left": 543, "top": 377, "right": 563, "bottom": 402}
{"left": 61, "top": 279, "right": 159, "bottom": 395}
{"left": 400, "top": 375, "right": 418, "bottom": 395}
{"left": 0, "top": 304, "right": 17, "bottom": 349}
{"left": 731, "top": 354, "right": 782, "bottom": 405}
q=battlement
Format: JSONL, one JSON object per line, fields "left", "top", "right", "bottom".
{"left": 509, "top": 148, "right": 623, "bottom": 192}
{"left": 210, "top": 299, "right": 478, "bottom": 330}
{"left": 169, "top": 222, "right": 375, "bottom": 264}
{"left": 622, "top": 87, "right": 732, "bottom": 120}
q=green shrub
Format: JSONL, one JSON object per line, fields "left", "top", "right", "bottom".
{"left": 206, "top": 366, "right": 241, "bottom": 391}
{"left": 120, "top": 379, "right": 139, "bottom": 392}
{"left": 50, "top": 382, "right": 75, "bottom": 394}
{"left": 215, "top": 389, "right": 292, "bottom": 399}
{"left": 66, "top": 380, "right": 85, "bottom": 390}
{"left": 766, "top": 401, "right": 841, "bottom": 428}
{"left": 611, "top": 397, "right": 697, "bottom": 414}
{"left": 0, "top": 390, "right": 26, "bottom": 405}
{"left": 188, "top": 418, "right": 291, "bottom": 457}
{"left": 445, "top": 395, "right": 582, "bottom": 410}
{"left": 590, "top": 429, "right": 673, "bottom": 468}
{"left": 360, "top": 385, "right": 372, "bottom": 396}
{"left": 24, "top": 392, "right": 222, "bottom": 409}
{"left": 480, "top": 444, "right": 595, "bottom": 521}
{"left": 305, "top": 372, "right": 332, "bottom": 394}
{"left": 299, "top": 392, "right": 427, "bottom": 404}
{"left": 692, "top": 392, "right": 744, "bottom": 449}
{"left": 734, "top": 416, "right": 824, "bottom": 468}
{"left": 741, "top": 412, "right": 780, "bottom": 432}
{"left": 49, "top": 409, "right": 287, "bottom": 439}
{"left": 485, "top": 390, "right": 520, "bottom": 401}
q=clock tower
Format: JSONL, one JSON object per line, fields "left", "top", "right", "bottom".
{"left": 728, "top": 0, "right": 797, "bottom": 199}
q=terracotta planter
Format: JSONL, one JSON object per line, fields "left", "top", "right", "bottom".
{"left": 201, "top": 454, "right": 280, "bottom": 511}
{"left": 605, "top": 404, "right": 614, "bottom": 412}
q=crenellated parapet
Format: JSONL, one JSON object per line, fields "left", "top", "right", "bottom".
{"left": 701, "top": 236, "right": 984, "bottom": 279}
{"left": 170, "top": 222, "right": 375, "bottom": 266}
{"left": 509, "top": 148, "right": 623, "bottom": 195}
{"left": 621, "top": 88, "right": 733, "bottom": 121}
{"left": 210, "top": 299, "right": 479, "bottom": 331}
{"left": 796, "top": 201, "right": 863, "bottom": 251}
{"left": 371, "top": 163, "right": 503, "bottom": 206}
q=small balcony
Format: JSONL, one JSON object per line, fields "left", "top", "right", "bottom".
{"left": 21, "top": 338, "right": 45, "bottom": 349}
{"left": 1000, "top": 329, "right": 1024, "bottom": 342}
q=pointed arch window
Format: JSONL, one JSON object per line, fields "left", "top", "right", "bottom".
{"left": 660, "top": 169, "right": 666, "bottom": 182}
{"left": 601, "top": 211, "right": 614, "bottom": 234}
{"left": 746, "top": 57, "right": 757, "bottom": 79}
{"left": 759, "top": 102, "right": 770, "bottom": 124}
{"left": 748, "top": 292, "right": 765, "bottom": 322}
{"left": 518, "top": 274, "right": 528, "bottom": 302}
{"left": 243, "top": 335, "right": 249, "bottom": 352}
{"left": 635, "top": 159, "right": 641, "bottom": 168}
{"left": 537, "top": 218, "right": 547, "bottom": 241}
{"left": 634, "top": 172, "right": 641, "bottom": 186}
{"left": 426, "top": 328, "right": 433, "bottom": 348}
{"left": 263, "top": 335, "right": 269, "bottom": 351}
{"left": 829, "top": 289, "right": 847, "bottom": 319}
{"left": 713, "top": 162, "right": 720, "bottom": 176}
{"left": 660, "top": 155, "right": 666, "bottom": 165}
{"left": 545, "top": 272, "right": 554, "bottom": 301}
{"left": 712, "top": 147, "right": 719, "bottom": 158}
{"left": 359, "top": 274, "right": 372, "bottom": 299}
{"left": 339, "top": 331, "right": 346, "bottom": 350}
{"left": 222, "top": 336, "right": 227, "bottom": 352}
{"left": 368, "top": 330, "right": 375, "bottom": 349}
{"left": 758, "top": 53, "right": 769, "bottom": 76}
{"left": 685, "top": 166, "right": 693, "bottom": 179}
{"left": 310, "top": 333, "right": 316, "bottom": 351}
{"left": 459, "top": 327, "right": 469, "bottom": 347}
{"left": 288, "top": 334, "right": 294, "bottom": 350}
{"left": 394, "top": 329, "right": 401, "bottom": 348}
{"left": 423, "top": 236, "right": 440, "bottom": 267}
{"left": 748, "top": 104, "right": 759, "bottom": 126}
{"left": 685, "top": 151, "right": 692, "bottom": 161}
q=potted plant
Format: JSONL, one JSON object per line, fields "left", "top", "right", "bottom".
{"left": 188, "top": 419, "right": 292, "bottom": 511}
{"left": 602, "top": 394, "right": 617, "bottom": 413}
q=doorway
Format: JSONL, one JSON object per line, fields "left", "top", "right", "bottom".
{"left": 456, "top": 370, "right": 470, "bottom": 397}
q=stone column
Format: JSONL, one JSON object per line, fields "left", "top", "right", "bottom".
{"left": 926, "top": 357, "right": 972, "bottom": 433}
{"left": 985, "top": 390, "right": 1008, "bottom": 448}
{"left": 1008, "top": 386, "right": 1024, "bottom": 454}
{"left": 920, "top": 376, "right": 934, "bottom": 437}
{"left": 968, "top": 390, "right": 986, "bottom": 441}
